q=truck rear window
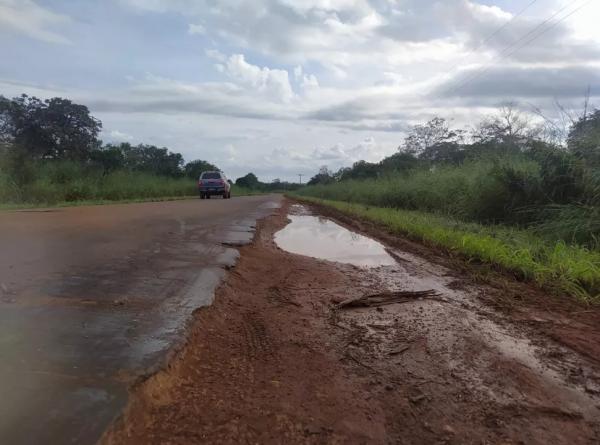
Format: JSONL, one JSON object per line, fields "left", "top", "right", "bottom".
{"left": 201, "top": 172, "right": 221, "bottom": 179}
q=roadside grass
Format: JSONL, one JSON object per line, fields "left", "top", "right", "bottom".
{"left": 296, "top": 158, "right": 600, "bottom": 249}
{"left": 295, "top": 159, "right": 543, "bottom": 224}
{"left": 1, "top": 170, "right": 194, "bottom": 204}
{"left": 0, "top": 195, "right": 199, "bottom": 211}
{"left": 0, "top": 171, "right": 261, "bottom": 210}
{"left": 294, "top": 196, "right": 600, "bottom": 303}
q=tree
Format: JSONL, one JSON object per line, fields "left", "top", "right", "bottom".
{"left": 402, "top": 117, "right": 464, "bottom": 157}
{"left": 338, "top": 160, "right": 379, "bottom": 181}
{"left": 235, "top": 172, "right": 260, "bottom": 189}
{"left": 473, "top": 103, "right": 537, "bottom": 150}
{"left": 567, "top": 109, "right": 600, "bottom": 166}
{"left": 121, "top": 143, "right": 184, "bottom": 177}
{"left": 90, "top": 146, "right": 125, "bottom": 175}
{"left": 418, "top": 142, "right": 466, "bottom": 164}
{"left": 0, "top": 94, "right": 102, "bottom": 160}
{"left": 307, "top": 166, "right": 335, "bottom": 185}
{"left": 184, "top": 159, "right": 219, "bottom": 179}
{"left": 379, "top": 152, "right": 419, "bottom": 172}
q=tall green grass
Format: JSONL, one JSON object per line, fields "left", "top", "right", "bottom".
{"left": 296, "top": 197, "right": 600, "bottom": 302}
{"left": 299, "top": 158, "right": 544, "bottom": 224}
{"left": 299, "top": 156, "right": 600, "bottom": 248}
{"left": 0, "top": 159, "right": 260, "bottom": 207}
{"left": 0, "top": 168, "right": 196, "bottom": 205}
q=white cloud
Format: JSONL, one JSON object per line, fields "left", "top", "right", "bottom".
{"left": 260, "top": 136, "right": 395, "bottom": 176}
{"left": 293, "top": 65, "right": 319, "bottom": 89}
{"left": 0, "top": 0, "right": 71, "bottom": 44}
{"left": 108, "top": 130, "right": 134, "bottom": 142}
{"left": 221, "top": 54, "right": 295, "bottom": 103}
{"left": 206, "top": 48, "right": 226, "bottom": 62}
{"left": 188, "top": 23, "right": 205, "bottom": 35}
{"left": 119, "top": 0, "right": 600, "bottom": 76}
{"left": 293, "top": 65, "right": 303, "bottom": 81}
{"left": 301, "top": 74, "right": 319, "bottom": 89}
{"left": 311, "top": 137, "right": 391, "bottom": 165}
{"left": 5, "top": 0, "right": 600, "bottom": 181}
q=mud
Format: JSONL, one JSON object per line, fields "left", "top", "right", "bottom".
{"left": 104, "top": 200, "right": 600, "bottom": 444}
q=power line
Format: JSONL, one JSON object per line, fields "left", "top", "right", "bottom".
{"left": 442, "top": 0, "right": 578, "bottom": 96}
{"left": 440, "top": 0, "right": 587, "bottom": 98}
{"left": 445, "top": 0, "right": 539, "bottom": 75}
{"left": 445, "top": 0, "right": 592, "bottom": 97}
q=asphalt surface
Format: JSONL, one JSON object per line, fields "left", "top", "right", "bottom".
{"left": 0, "top": 195, "right": 281, "bottom": 445}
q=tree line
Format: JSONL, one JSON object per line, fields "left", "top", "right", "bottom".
{"left": 303, "top": 102, "right": 600, "bottom": 245}
{"left": 308, "top": 102, "right": 600, "bottom": 196}
{"left": 0, "top": 94, "right": 221, "bottom": 185}
{"left": 234, "top": 172, "right": 302, "bottom": 192}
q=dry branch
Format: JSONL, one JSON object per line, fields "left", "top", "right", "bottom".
{"left": 335, "top": 290, "right": 440, "bottom": 310}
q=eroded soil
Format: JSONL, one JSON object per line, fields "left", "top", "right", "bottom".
{"left": 103, "top": 199, "right": 600, "bottom": 444}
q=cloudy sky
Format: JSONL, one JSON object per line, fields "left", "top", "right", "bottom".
{"left": 1, "top": 0, "right": 599, "bottom": 181}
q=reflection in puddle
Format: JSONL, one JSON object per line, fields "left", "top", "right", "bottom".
{"left": 275, "top": 214, "right": 396, "bottom": 267}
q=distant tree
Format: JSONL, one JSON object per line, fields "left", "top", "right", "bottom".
{"left": 338, "top": 160, "right": 379, "bottom": 180}
{"left": 308, "top": 166, "right": 335, "bottom": 185}
{"left": 0, "top": 94, "right": 102, "bottom": 160}
{"left": 473, "top": 103, "right": 537, "bottom": 150}
{"left": 334, "top": 167, "right": 351, "bottom": 181}
{"left": 235, "top": 172, "right": 260, "bottom": 189}
{"left": 265, "top": 179, "right": 302, "bottom": 191}
{"left": 379, "top": 151, "right": 419, "bottom": 172}
{"left": 531, "top": 88, "right": 593, "bottom": 146}
{"left": 90, "top": 146, "right": 125, "bottom": 175}
{"left": 418, "top": 142, "right": 466, "bottom": 165}
{"left": 402, "top": 117, "right": 464, "bottom": 157}
{"left": 119, "top": 143, "right": 184, "bottom": 177}
{"left": 184, "top": 159, "right": 219, "bottom": 179}
{"left": 527, "top": 140, "right": 583, "bottom": 204}
{"left": 567, "top": 109, "right": 600, "bottom": 166}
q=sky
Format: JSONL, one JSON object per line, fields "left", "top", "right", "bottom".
{"left": 1, "top": 0, "right": 599, "bottom": 182}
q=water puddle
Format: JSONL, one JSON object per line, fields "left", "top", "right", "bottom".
{"left": 275, "top": 214, "right": 396, "bottom": 267}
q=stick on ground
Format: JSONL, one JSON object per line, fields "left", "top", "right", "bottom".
{"left": 335, "top": 290, "right": 440, "bottom": 310}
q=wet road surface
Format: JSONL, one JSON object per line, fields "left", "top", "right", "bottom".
{"left": 0, "top": 195, "right": 281, "bottom": 445}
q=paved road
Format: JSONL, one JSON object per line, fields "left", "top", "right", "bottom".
{"left": 0, "top": 195, "right": 281, "bottom": 445}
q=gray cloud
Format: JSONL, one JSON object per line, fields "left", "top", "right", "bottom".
{"left": 436, "top": 64, "right": 600, "bottom": 99}
{"left": 88, "top": 98, "right": 282, "bottom": 120}
{"left": 0, "top": 0, "right": 72, "bottom": 44}
{"left": 338, "top": 121, "right": 411, "bottom": 133}
{"left": 304, "top": 97, "right": 414, "bottom": 122}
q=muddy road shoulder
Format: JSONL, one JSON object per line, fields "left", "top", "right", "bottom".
{"left": 103, "top": 199, "right": 600, "bottom": 445}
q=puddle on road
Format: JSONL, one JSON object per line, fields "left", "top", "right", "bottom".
{"left": 275, "top": 214, "right": 396, "bottom": 267}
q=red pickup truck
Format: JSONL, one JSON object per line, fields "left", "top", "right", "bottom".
{"left": 198, "top": 171, "right": 232, "bottom": 199}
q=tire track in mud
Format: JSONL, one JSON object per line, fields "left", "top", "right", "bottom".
{"left": 241, "top": 311, "right": 274, "bottom": 360}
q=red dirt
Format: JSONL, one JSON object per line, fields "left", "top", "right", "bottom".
{"left": 103, "top": 199, "right": 600, "bottom": 445}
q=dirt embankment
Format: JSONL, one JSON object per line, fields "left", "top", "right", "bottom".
{"left": 103, "top": 200, "right": 600, "bottom": 444}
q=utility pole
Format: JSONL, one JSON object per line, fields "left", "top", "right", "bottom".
{"left": 298, "top": 174, "right": 304, "bottom": 184}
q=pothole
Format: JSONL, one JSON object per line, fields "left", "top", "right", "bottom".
{"left": 274, "top": 208, "right": 396, "bottom": 268}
